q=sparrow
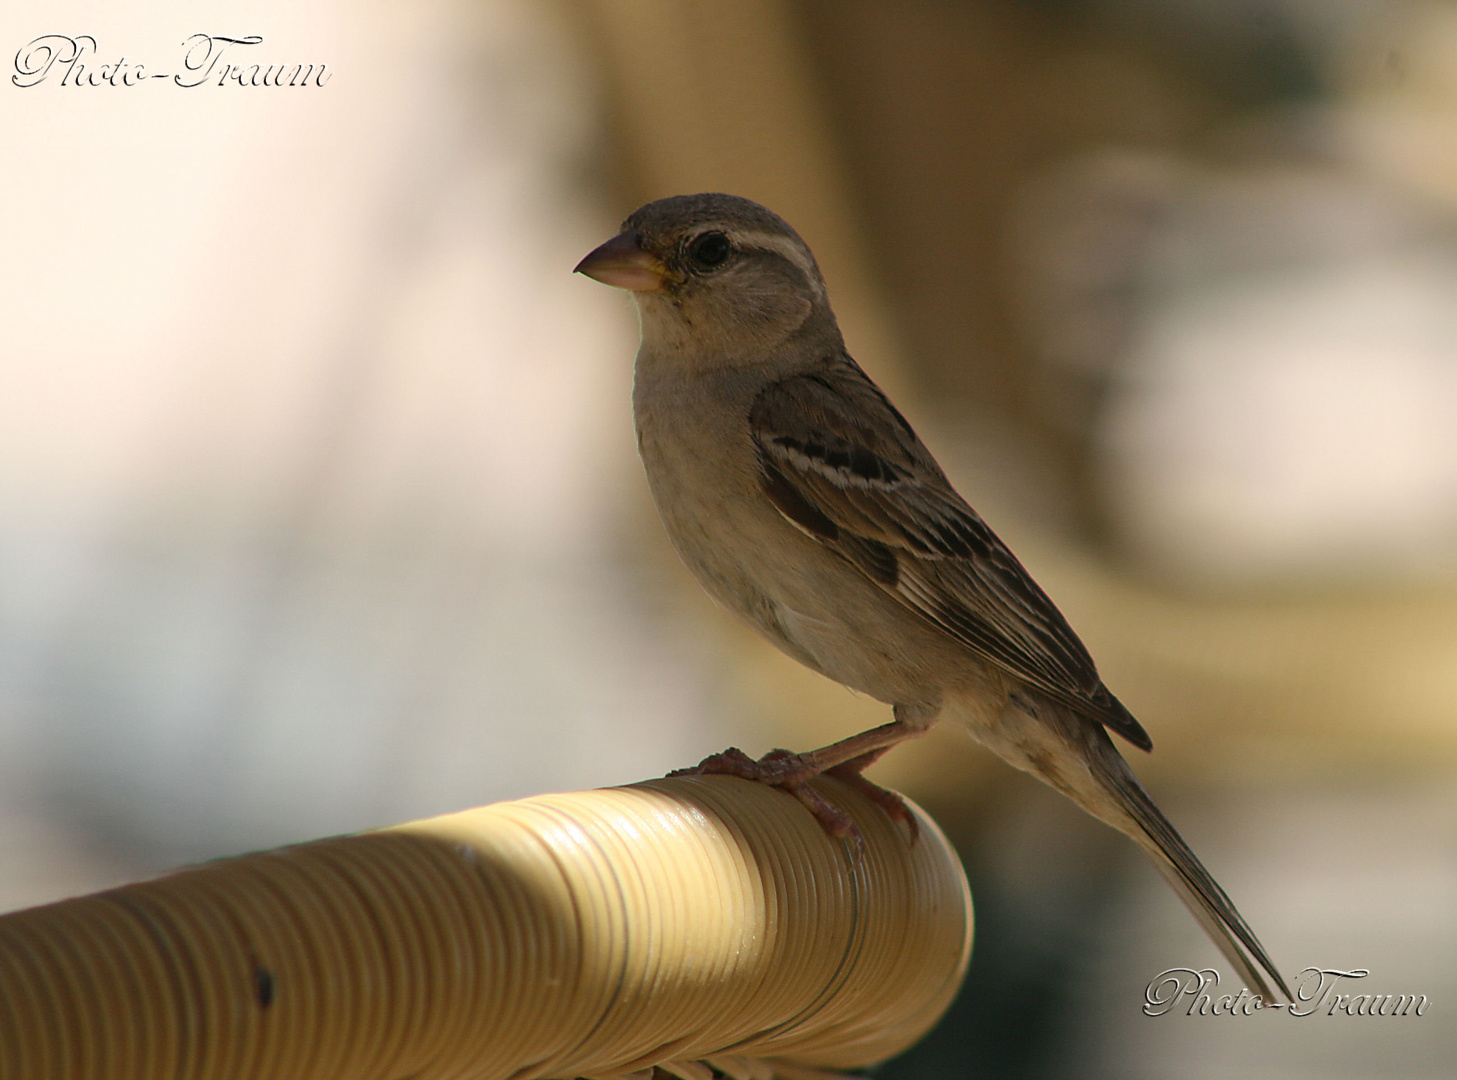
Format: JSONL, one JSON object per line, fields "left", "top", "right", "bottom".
{"left": 575, "top": 193, "right": 1289, "bottom": 1002}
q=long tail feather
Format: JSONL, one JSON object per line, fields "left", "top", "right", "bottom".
{"left": 1084, "top": 730, "right": 1291, "bottom": 1001}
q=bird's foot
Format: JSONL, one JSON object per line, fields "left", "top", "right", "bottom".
{"left": 667, "top": 745, "right": 820, "bottom": 786}
{"left": 667, "top": 746, "right": 904, "bottom": 845}
{"left": 824, "top": 761, "right": 919, "bottom": 845}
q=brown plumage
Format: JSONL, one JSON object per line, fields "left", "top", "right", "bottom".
{"left": 577, "top": 192, "right": 1289, "bottom": 1002}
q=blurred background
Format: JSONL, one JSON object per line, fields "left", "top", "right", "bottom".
{"left": 2, "top": 0, "right": 1455, "bottom": 1075}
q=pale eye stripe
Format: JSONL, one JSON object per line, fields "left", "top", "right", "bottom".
{"left": 726, "top": 229, "right": 825, "bottom": 296}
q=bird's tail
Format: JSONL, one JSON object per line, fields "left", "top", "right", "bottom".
{"left": 1077, "top": 724, "right": 1291, "bottom": 1002}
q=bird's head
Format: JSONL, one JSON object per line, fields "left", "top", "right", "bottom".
{"left": 575, "top": 193, "right": 838, "bottom": 358}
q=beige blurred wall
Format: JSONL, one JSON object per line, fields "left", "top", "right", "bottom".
{"left": 0, "top": 0, "right": 719, "bottom": 868}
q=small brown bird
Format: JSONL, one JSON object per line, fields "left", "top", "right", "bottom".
{"left": 576, "top": 193, "right": 1289, "bottom": 1001}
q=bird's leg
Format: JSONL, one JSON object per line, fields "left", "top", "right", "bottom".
{"left": 668, "top": 704, "right": 936, "bottom": 840}
{"left": 672, "top": 719, "right": 904, "bottom": 785}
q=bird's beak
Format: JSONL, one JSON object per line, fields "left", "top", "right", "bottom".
{"left": 574, "top": 231, "right": 668, "bottom": 292}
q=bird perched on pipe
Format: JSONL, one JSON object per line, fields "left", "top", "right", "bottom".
{"left": 576, "top": 192, "right": 1290, "bottom": 1003}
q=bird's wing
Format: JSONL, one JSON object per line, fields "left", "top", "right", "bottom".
{"left": 750, "top": 355, "right": 1151, "bottom": 750}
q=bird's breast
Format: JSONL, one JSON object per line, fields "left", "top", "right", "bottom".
{"left": 631, "top": 361, "right": 958, "bottom": 703}
{"left": 633, "top": 366, "right": 786, "bottom": 617}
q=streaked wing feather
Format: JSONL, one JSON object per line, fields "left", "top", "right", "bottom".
{"left": 751, "top": 356, "right": 1151, "bottom": 749}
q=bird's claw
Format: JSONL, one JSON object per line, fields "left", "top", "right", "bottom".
{"left": 780, "top": 780, "right": 863, "bottom": 850}
{"left": 825, "top": 762, "right": 919, "bottom": 845}
{"left": 668, "top": 746, "right": 818, "bottom": 786}
{"left": 668, "top": 746, "right": 918, "bottom": 850}
{"left": 665, "top": 746, "right": 757, "bottom": 778}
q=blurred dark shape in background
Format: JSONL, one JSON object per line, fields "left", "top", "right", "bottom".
{"left": 798, "top": 0, "right": 1321, "bottom": 538}
{"left": 2, "top": 1, "right": 1455, "bottom": 1076}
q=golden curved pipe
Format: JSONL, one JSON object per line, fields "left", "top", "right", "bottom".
{"left": 0, "top": 775, "right": 970, "bottom": 1080}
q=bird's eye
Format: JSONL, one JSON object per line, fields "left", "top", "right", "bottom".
{"left": 687, "top": 231, "right": 732, "bottom": 271}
